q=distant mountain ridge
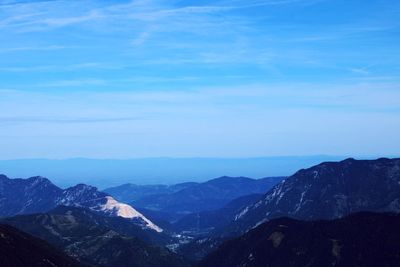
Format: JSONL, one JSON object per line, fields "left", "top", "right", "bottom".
{"left": 107, "top": 176, "right": 285, "bottom": 223}
{"left": 0, "top": 156, "right": 344, "bottom": 187}
{"left": 173, "top": 194, "right": 263, "bottom": 234}
{"left": 0, "top": 174, "right": 161, "bottom": 232}
{"left": 104, "top": 182, "right": 198, "bottom": 203}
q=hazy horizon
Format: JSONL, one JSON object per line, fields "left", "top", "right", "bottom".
{"left": 1, "top": 155, "right": 398, "bottom": 188}
{"left": 0, "top": 153, "right": 394, "bottom": 160}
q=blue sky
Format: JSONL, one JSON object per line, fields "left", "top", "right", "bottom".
{"left": 0, "top": 0, "right": 399, "bottom": 159}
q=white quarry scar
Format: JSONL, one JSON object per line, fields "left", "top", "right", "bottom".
{"left": 100, "top": 196, "right": 163, "bottom": 232}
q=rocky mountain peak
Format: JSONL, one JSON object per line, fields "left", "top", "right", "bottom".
{"left": 0, "top": 174, "right": 162, "bottom": 232}
{"left": 229, "top": 158, "right": 400, "bottom": 236}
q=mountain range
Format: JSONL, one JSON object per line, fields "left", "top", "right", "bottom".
{"left": 229, "top": 157, "right": 400, "bottom": 236}
{"left": 0, "top": 156, "right": 344, "bottom": 187}
{"left": 1, "top": 157, "right": 400, "bottom": 266}
{"left": 104, "top": 182, "right": 197, "bottom": 203}
{"left": 106, "top": 176, "right": 285, "bottom": 223}
{"left": 179, "top": 157, "right": 400, "bottom": 260}
{"left": 0, "top": 174, "right": 161, "bottom": 232}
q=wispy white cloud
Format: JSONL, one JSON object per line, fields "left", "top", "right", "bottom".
{"left": 0, "top": 0, "right": 321, "bottom": 32}
{"left": 1, "top": 0, "right": 397, "bottom": 72}
{"left": 0, "top": 0, "right": 60, "bottom": 7}
{"left": 0, "top": 115, "right": 147, "bottom": 124}
{"left": 215, "top": 0, "right": 325, "bottom": 9}
{"left": 1, "top": 78, "right": 400, "bottom": 157}
{"left": 2, "top": 80, "right": 400, "bottom": 116}
{"left": 39, "top": 10, "right": 103, "bottom": 28}
{"left": 0, "top": 45, "right": 77, "bottom": 53}
{"left": 348, "top": 67, "right": 370, "bottom": 75}
{"left": 0, "top": 0, "right": 399, "bottom": 158}
{"left": 34, "top": 78, "right": 107, "bottom": 88}
{"left": 0, "top": 62, "right": 123, "bottom": 72}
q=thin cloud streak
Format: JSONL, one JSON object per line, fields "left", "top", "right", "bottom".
{"left": 0, "top": 45, "right": 75, "bottom": 53}
{"left": 0, "top": 116, "right": 149, "bottom": 125}
{"left": 0, "top": 62, "right": 123, "bottom": 72}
